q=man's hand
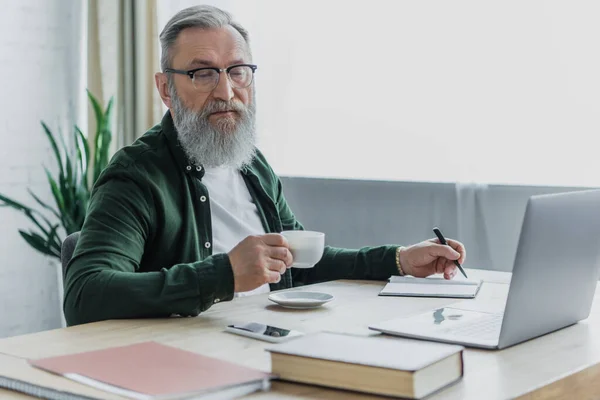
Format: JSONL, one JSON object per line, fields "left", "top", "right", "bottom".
{"left": 399, "top": 238, "right": 467, "bottom": 280}
{"left": 228, "top": 234, "right": 294, "bottom": 292}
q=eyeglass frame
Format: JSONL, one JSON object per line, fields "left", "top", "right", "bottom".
{"left": 164, "top": 64, "right": 258, "bottom": 91}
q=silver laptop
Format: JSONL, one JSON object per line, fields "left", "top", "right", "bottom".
{"left": 369, "top": 189, "right": 600, "bottom": 349}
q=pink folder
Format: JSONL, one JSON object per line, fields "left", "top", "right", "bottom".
{"left": 30, "top": 341, "right": 272, "bottom": 399}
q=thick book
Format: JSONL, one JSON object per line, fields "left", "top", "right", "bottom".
{"left": 266, "top": 332, "right": 464, "bottom": 399}
{"left": 29, "top": 341, "right": 273, "bottom": 400}
{"left": 379, "top": 275, "right": 482, "bottom": 298}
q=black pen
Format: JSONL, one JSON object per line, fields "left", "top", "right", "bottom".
{"left": 432, "top": 227, "right": 468, "bottom": 279}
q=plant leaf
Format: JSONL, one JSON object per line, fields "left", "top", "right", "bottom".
{"left": 104, "top": 96, "right": 114, "bottom": 121}
{"left": 19, "top": 230, "right": 49, "bottom": 251}
{"left": 57, "top": 124, "right": 70, "bottom": 171}
{"left": 28, "top": 189, "right": 61, "bottom": 220}
{"left": 0, "top": 192, "right": 60, "bottom": 240}
{"left": 19, "top": 230, "right": 60, "bottom": 259}
{"left": 23, "top": 211, "right": 62, "bottom": 255}
{"left": 87, "top": 89, "right": 105, "bottom": 133}
{"left": 26, "top": 209, "right": 53, "bottom": 238}
{"left": 90, "top": 95, "right": 105, "bottom": 167}
{"left": 75, "top": 126, "right": 89, "bottom": 187}
{"left": 65, "top": 151, "right": 73, "bottom": 190}
{"left": 0, "top": 193, "right": 34, "bottom": 213}
{"left": 45, "top": 167, "right": 66, "bottom": 216}
{"left": 88, "top": 94, "right": 114, "bottom": 185}
{"left": 41, "top": 121, "right": 65, "bottom": 180}
{"left": 99, "top": 98, "right": 114, "bottom": 165}
{"left": 60, "top": 158, "right": 76, "bottom": 230}
{"left": 46, "top": 224, "right": 61, "bottom": 251}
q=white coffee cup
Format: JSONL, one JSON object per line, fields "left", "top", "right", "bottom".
{"left": 280, "top": 230, "right": 325, "bottom": 268}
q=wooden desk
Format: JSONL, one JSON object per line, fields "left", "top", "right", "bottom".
{"left": 0, "top": 269, "right": 599, "bottom": 399}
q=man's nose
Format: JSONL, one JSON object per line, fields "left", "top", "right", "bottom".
{"left": 211, "top": 71, "right": 234, "bottom": 101}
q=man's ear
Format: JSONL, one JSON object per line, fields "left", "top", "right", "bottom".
{"left": 155, "top": 72, "right": 172, "bottom": 109}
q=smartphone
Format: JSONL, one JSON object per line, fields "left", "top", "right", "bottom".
{"left": 225, "top": 322, "right": 304, "bottom": 343}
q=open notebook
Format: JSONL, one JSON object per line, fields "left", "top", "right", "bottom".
{"left": 380, "top": 275, "right": 483, "bottom": 298}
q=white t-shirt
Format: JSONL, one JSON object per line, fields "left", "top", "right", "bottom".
{"left": 201, "top": 166, "right": 271, "bottom": 297}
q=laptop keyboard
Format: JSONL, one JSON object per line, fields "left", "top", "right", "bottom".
{"left": 440, "top": 313, "right": 503, "bottom": 341}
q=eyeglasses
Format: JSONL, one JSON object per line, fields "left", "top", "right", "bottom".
{"left": 164, "top": 64, "right": 257, "bottom": 92}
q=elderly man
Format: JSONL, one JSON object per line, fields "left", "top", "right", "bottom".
{"left": 63, "top": 5, "right": 466, "bottom": 326}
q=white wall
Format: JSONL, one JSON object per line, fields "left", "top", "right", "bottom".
{"left": 0, "top": 0, "right": 85, "bottom": 338}
{"left": 159, "top": 0, "right": 600, "bottom": 188}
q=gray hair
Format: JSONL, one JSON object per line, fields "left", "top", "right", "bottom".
{"left": 159, "top": 5, "right": 251, "bottom": 72}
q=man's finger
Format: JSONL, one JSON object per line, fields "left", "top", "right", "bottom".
{"left": 444, "top": 264, "right": 456, "bottom": 278}
{"left": 261, "top": 233, "right": 289, "bottom": 248}
{"left": 266, "top": 259, "right": 287, "bottom": 274}
{"left": 445, "top": 259, "right": 458, "bottom": 270}
{"left": 428, "top": 238, "right": 466, "bottom": 264}
{"left": 435, "top": 258, "right": 446, "bottom": 274}
{"left": 266, "top": 270, "right": 282, "bottom": 284}
{"left": 445, "top": 239, "right": 467, "bottom": 264}
{"left": 269, "top": 246, "right": 293, "bottom": 266}
{"left": 429, "top": 243, "right": 461, "bottom": 260}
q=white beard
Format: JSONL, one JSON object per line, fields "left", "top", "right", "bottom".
{"left": 171, "top": 91, "right": 257, "bottom": 169}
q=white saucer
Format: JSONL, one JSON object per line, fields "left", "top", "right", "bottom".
{"left": 268, "top": 291, "right": 334, "bottom": 309}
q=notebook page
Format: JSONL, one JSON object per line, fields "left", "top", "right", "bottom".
{"left": 389, "top": 276, "right": 482, "bottom": 286}
{"left": 380, "top": 282, "right": 480, "bottom": 297}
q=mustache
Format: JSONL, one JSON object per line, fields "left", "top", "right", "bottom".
{"left": 200, "top": 100, "right": 247, "bottom": 117}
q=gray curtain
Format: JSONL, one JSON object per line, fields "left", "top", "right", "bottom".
{"left": 280, "top": 177, "right": 589, "bottom": 273}
{"left": 88, "top": 0, "right": 163, "bottom": 153}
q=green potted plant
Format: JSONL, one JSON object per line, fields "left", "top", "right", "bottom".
{"left": 0, "top": 90, "right": 114, "bottom": 260}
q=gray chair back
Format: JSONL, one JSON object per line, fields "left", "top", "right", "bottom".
{"left": 61, "top": 232, "right": 80, "bottom": 277}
